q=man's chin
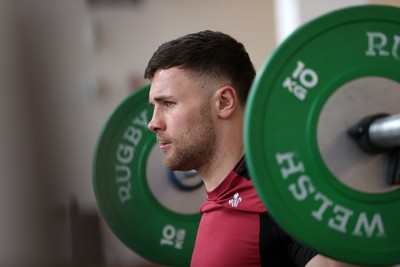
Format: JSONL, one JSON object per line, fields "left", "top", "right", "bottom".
{"left": 164, "top": 160, "right": 192, "bottom": 172}
{"left": 163, "top": 159, "right": 177, "bottom": 170}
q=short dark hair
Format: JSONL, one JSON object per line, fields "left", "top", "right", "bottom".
{"left": 144, "top": 30, "right": 256, "bottom": 106}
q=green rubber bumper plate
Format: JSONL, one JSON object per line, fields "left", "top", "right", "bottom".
{"left": 245, "top": 5, "right": 400, "bottom": 266}
{"left": 93, "top": 85, "right": 200, "bottom": 267}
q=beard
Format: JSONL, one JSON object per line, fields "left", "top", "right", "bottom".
{"left": 163, "top": 102, "right": 217, "bottom": 171}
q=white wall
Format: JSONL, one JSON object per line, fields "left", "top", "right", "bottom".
{"left": 0, "top": 1, "right": 51, "bottom": 266}
{"left": 273, "top": 0, "right": 400, "bottom": 45}
{"left": 273, "top": 0, "right": 368, "bottom": 44}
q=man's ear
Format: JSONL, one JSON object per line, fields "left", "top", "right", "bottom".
{"left": 216, "top": 86, "right": 238, "bottom": 119}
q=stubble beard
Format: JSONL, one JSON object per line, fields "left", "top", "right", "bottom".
{"left": 163, "top": 103, "right": 216, "bottom": 171}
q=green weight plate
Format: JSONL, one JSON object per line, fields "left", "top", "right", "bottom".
{"left": 93, "top": 85, "right": 200, "bottom": 267}
{"left": 245, "top": 5, "right": 400, "bottom": 266}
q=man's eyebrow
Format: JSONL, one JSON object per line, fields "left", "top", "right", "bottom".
{"left": 149, "top": 95, "right": 172, "bottom": 106}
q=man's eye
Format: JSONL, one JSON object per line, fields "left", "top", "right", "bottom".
{"left": 165, "top": 101, "right": 175, "bottom": 107}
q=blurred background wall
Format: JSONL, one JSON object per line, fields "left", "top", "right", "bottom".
{"left": 0, "top": 0, "right": 399, "bottom": 266}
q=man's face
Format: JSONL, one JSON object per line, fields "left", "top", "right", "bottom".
{"left": 148, "top": 67, "right": 216, "bottom": 171}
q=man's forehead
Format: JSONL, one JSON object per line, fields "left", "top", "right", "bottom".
{"left": 149, "top": 68, "right": 198, "bottom": 95}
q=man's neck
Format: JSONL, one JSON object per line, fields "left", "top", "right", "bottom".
{"left": 197, "top": 145, "right": 244, "bottom": 192}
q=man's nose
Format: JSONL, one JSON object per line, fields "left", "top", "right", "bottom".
{"left": 148, "top": 111, "right": 164, "bottom": 133}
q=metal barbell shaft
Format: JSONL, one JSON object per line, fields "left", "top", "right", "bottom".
{"left": 369, "top": 114, "right": 400, "bottom": 148}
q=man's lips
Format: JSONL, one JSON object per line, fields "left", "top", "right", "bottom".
{"left": 159, "top": 142, "right": 171, "bottom": 150}
{"left": 157, "top": 138, "right": 171, "bottom": 150}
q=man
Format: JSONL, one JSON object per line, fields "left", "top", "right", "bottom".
{"left": 144, "top": 30, "right": 370, "bottom": 267}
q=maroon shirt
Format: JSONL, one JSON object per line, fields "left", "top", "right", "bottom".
{"left": 190, "top": 157, "right": 317, "bottom": 267}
